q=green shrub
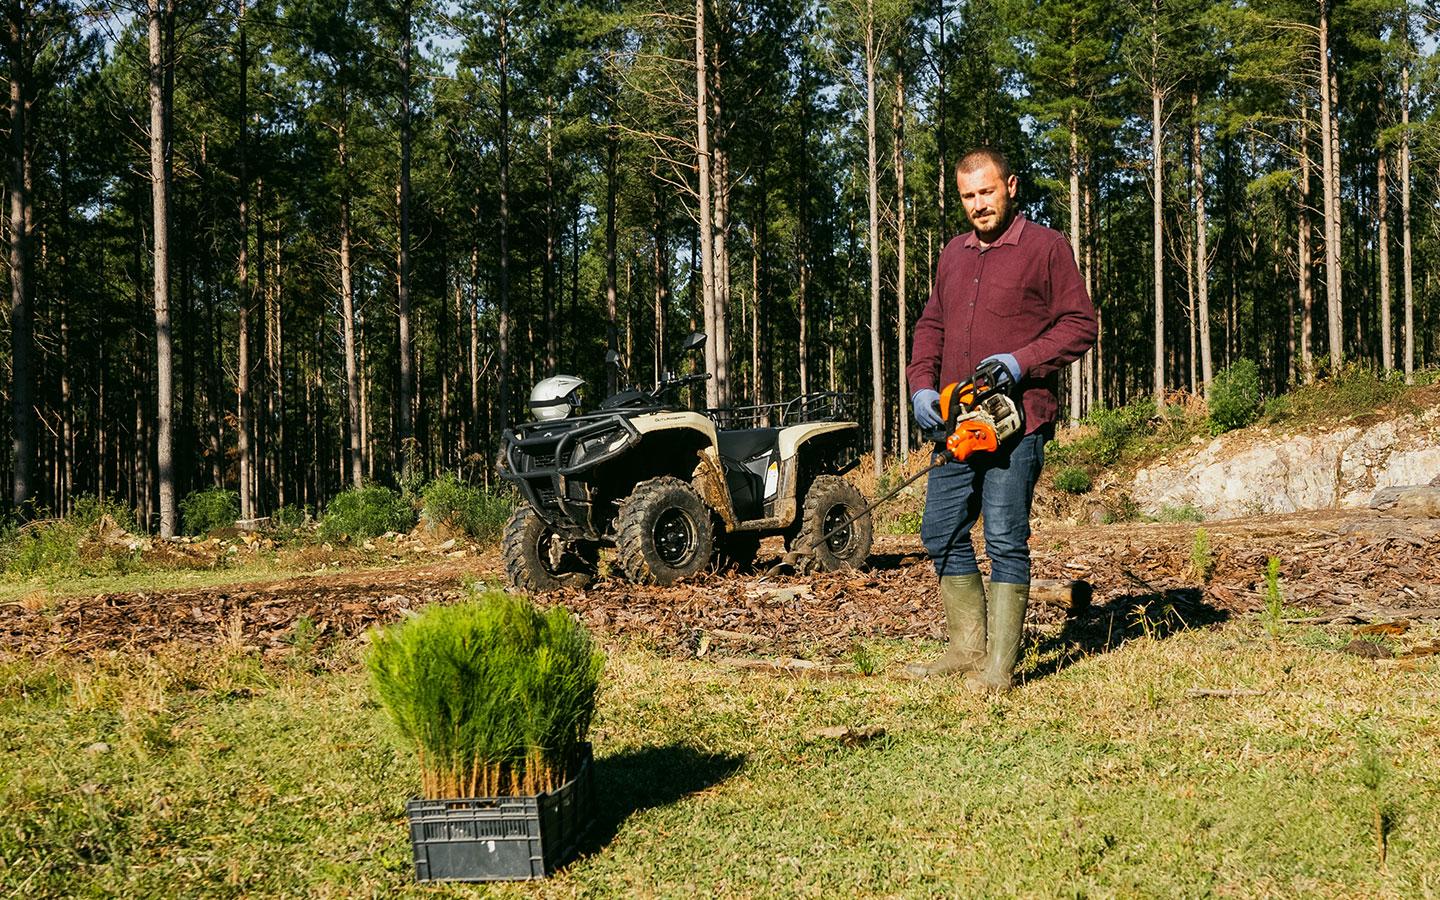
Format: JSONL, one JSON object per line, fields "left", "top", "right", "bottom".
{"left": 180, "top": 488, "right": 239, "bottom": 536}
{"left": 68, "top": 495, "right": 137, "bottom": 532}
{"left": 420, "top": 473, "right": 513, "bottom": 542}
{"left": 367, "top": 589, "right": 603, "bottom": 798}
{"left": 0, "top": 520, "right": 83, "bottom": 578}
{"left": 1052, "top": 467, "right": 1092, "bottom": 494}
{"left": 0, "top": 497, "right": 145, "bottom": 579}
{"left": 318, "top": 485, "right": 414, "bottom": 542}
{"left": 1060, "top": 398, "right": 1158, "bottom": 465}
{"left": 1157, "top": 503, "right": 1204, "bottom": 523}
{"left": 1208, "top": 359, "right": 1262, "bottom": 434}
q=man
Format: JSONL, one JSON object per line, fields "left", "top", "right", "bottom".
{"left": 904, "top": 147, "right": 1097, "bottom": 692}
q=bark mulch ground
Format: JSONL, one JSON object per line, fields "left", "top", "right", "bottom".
{"left": 3, "top": 508, "right": 1438, "bottom": 661}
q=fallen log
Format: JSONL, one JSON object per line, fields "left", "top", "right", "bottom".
{"left": 1030, "top": 578, "right": 1092, "bottom": 614}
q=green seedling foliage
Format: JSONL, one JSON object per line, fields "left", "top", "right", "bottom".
{"left": 419, "top": 473, "right": 512, "bottom": 542}
{"left": 318, "top": 486, "right": 414, "bottom": 542}
{"left": 1052, "top": 466, "right": 1093, "bottom": 494}
{"left": 1191, "top": 528, "right": 1214, "bottom": 582}
{"left": 180, "top": 488, "right": 240, "bottom": 536}
{"left": 1208, "top": 359, "right": 1262, "bottom": 434}
{"left": 1263, "top": 557, "right": 1284, "bottom": 635}
{"left": 366, "top": 589, "right": 603, "bottom": 799}
{"left": 850, "top": 643, "right": 879, "bottom": 676}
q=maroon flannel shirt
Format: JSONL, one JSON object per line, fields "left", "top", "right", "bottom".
{"left": 906, "top": 215, "right": 1097, "bottom": 435}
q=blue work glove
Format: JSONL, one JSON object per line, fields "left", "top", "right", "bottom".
{"left": 911, "top": 389, "right": 942, "bottom": 430}
{"left": 980, "top": 353, "right": 1022, "bottom": 386}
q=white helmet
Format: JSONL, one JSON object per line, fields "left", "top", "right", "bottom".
{"left": 529, "top": 375, "right": 585, "bottom": 421}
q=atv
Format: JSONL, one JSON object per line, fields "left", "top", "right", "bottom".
{"left": 498, "top": 332, "right": 873, "bottom": 591}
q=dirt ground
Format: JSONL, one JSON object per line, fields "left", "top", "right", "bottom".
{"left": 4, "top": 505, "right": 1437, "bottom": 662}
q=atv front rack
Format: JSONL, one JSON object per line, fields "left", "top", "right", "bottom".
{"left": 499, "top": 413, "right": 643, "bottom": 534}
{"left": 708, "top": 391, "right": 852, "bottom": 429}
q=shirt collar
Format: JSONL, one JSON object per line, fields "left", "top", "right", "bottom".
{"left": 962, "top": 214, "right": 1026, "bottom": 250}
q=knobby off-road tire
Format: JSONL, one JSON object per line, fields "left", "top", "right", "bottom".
{"left": 616, "top": 477, "right": 714, "bottom": 585}
{"left": 502, "top": 506, "right": 595, "bottom": 592}
{"left": 791, "top": 475, "right": 873, "bottom": 574}
{"left": 711, "top": 532, "right": 762, "bottom": 574}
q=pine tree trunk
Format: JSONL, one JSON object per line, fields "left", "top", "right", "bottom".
{"left": 1151, "top": 81, "right": 1165, "bottom": 410}
{"left": 150, "top": 0, "right": 175, "bottom": 537}
{"left": 339, "top": 127, "right": 362, "bottom": 488}
{"left": 1318, "top": 1, "right": 1343, "bottom": 365}
{"left": 237, "top": 5, "right": 253, "bottom": 520}
{"left": 1068, "top": 114, "right": 1083, "bottom": 420}
{"left": 1401, "top": 63, "right": 1413, "bottom": 382}
{"left": 606, "top": 113, "right": 619, "bottom": 392}
{"left": 397, "top": 0, "right": 415, "bottom": 476}
{"left": 695, "top": 0, "right": 718, "bottom": 407}
{"left": 713, "top": 147, "right": 731, "bottom": 407}
{"left": 866, "top": 2, "right": 884, "bottom": 477}
{"left": 1192, "top": 93, "right": 1213, "bottom": 395}
{"left": 1299, "top": 106, "right": 1314, "bottom": 382}
{"left": 6, "top": 5, "right": 32, "bottom": 515}
{"left": 1379, "top": 141, "right": 1391, "bottom": 371}
{"left": 544, "top": 98, "right": 557, "bottom": 376}
{"left": 894, "top": 66, "right": 909, "bottom": 455}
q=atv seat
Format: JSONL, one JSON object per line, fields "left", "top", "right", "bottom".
{"left": 717, "top": 427, "right": 780, "bottom": 462}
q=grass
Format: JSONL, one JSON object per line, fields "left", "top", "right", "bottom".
{"left": 4, "top": 616, "right": 1440, "bottom": 896}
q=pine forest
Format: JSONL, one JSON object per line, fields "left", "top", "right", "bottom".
{"left": 4, "top": 0, "right": 1440, "bottom": 534}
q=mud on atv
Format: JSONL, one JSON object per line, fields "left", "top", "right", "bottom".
{"left": 498, "top": 333, "right": 873, "bottom": 591}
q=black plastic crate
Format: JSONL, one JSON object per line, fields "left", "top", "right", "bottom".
{"left": 406, "top": 745, "right": 595, "bottom": 882}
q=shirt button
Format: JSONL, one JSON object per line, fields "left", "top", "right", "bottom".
{"left": 973, "top": 278, "right": 979, "bottom": 284}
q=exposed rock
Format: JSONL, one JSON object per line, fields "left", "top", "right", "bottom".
{"left": 1132, "top": 405, "right": 1440, "bottom": 519}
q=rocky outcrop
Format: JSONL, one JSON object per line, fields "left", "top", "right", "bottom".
{"left": 1130, "top": 405, "right": 1440, "bottom": 520}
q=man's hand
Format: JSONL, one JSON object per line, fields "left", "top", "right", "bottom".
{"left": 978, "top": 353, "right": 1021, "bottom": 390}
{"left": 911, "top": 389, "right": 942, "bottom": 430}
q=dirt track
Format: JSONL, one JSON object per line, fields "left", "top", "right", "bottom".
{"left": 2, "top": 507, "right": 1437, "bottom": 660}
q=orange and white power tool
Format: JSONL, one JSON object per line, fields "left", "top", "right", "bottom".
{"left": 766, "top": 361, "right": 1022, "bottom": 574}
{"left": 927, "top": 360, "right": 1023, "bottom": 463}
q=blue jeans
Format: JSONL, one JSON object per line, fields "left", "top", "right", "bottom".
{"left": 920, "top": 426, "right": 1050, "bottom": 584}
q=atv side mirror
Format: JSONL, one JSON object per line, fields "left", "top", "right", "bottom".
{"left": 682, "top": 332, "right": 706, "bottom": 352}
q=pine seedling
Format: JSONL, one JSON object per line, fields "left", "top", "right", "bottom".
{"left": 1262, "top": 557, "right": 1284, "bottom": 635}
{"left": 367, "top": 589, "right": 603, "bottom": 799}
{"left": 1190, "top": 528, "right": 1214, "bottom": 582}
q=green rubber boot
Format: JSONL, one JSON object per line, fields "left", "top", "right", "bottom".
{"left": 903, "top": 574, "right": 987, "bottom": 678}
{"left": 964, "top": 581, "right": 1030, "bottom": 693}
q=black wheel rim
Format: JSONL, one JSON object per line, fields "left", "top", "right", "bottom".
{"left": 822, "top": 504, "right": 854, "bottom": 555}
{"left": 654, "top": 508, "right": 697, "bottom": 567}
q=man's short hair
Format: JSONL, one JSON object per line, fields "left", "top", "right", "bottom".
{"left": 956, "top": 147, "right": 1013, "bottom": 181}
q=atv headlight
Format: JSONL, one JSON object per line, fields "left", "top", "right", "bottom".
{"left": 576, "top": 430, "right": 631, "bottom": 463}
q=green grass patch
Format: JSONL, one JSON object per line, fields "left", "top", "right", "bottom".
{"left": 1261, "top": 365, "right": 1431, "bottom": 428}
{"left": 0, "top": 496, "right": 144, "bottom": 580}
{"left": 3, "top": 618, "right": 1440, "bottom": 895}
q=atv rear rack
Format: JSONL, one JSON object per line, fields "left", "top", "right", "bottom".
{"left": 708, "top": 391, "right": 852, "bottom": 429}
